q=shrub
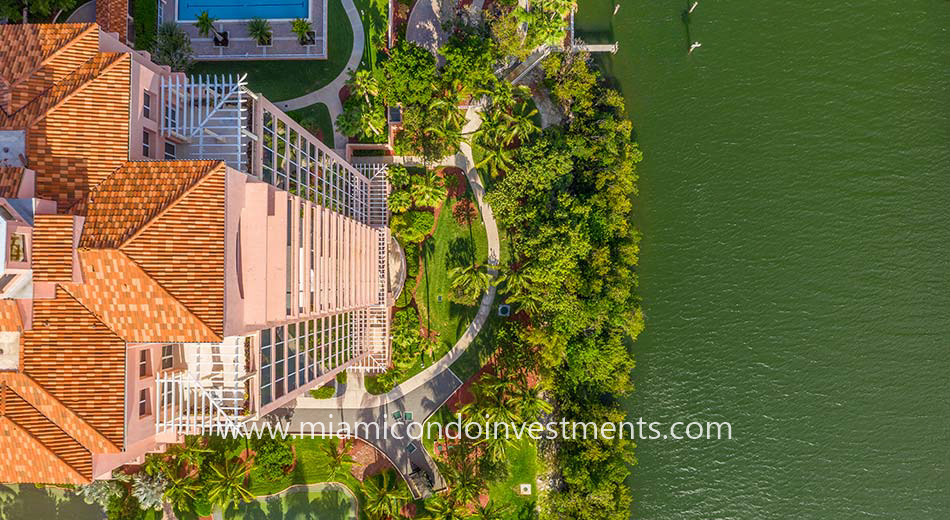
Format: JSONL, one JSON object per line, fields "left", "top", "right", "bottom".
{"left": 247, "top": 17, "right": 272, "bottom": 46}
{"left": 131, "top": 472, "right": 166, "bottom": 511}
{"left": 388, "top": 190, "right": 412, "bottom": 214}
{"left": 388, "top": 164, "right": 410, "bottom": 189}
{"left": 152, "top": 22, "right": 193, "bottom": 72}
{"left": 250, "top": 436, "right": 294, "bottom": 482}
{"left": 309, "top": 383, "right": 336, "bottom": 399}
{"left": 391, "top": 210, "right": 435, "bottom": 244}
{"left": 336, "top": 371, "right": 347, "bottom": 385}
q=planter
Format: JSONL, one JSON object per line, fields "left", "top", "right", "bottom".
{"left": 257, "top": 36, "right": 272, "bottom": 47}
{"left": 213, "top": 31, "right": 229, "bottom": 47}
{"left": 298, "top": 30, "right": 316, "bottom": 46}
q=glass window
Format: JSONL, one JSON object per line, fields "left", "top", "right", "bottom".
{"left": 161, "top": 344, "right": 174, "bottom": 370}
{"left": 138, "top": 349, "right": 149, "bottom": 378}
{"left": 138, "top": 389, "right": 150, "bottom": 417}
{"left": 142, "top": 130, "right": 151, "bottom": 158}
{"left": 164, "top": 142, "right": 176, "bottom": 160}
{"left": 287, "top": 324, "right": 297, "bottom": 392}
{"left": 143, "top": 91, "right": 152, "bottom": 119}
{"left": 260, "top": 329, "right": 272, "bottom": 405}
{"left": 275, "top": 326, "right": 285, "bottom": 398}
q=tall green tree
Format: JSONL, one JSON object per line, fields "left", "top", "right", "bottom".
{"left": 361, "top": 470, "right": 410, "bottom": 520}
{"left": 206, "top": 458, "right": 254, "bottom": 508}
{"left": 448, "top": 263, "right": 492, "bottom": 305}
{"left": 321, "top": 439, "right": 355, "bottom": 480}
{"left": 194, "top": 11, "right": 224, "bottom": 41}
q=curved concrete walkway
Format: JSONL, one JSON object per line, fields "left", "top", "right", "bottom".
{"left": 276, "top": 0, "right": 365, "bottom": 149}
{"left": 298, "top": 107, "right": 497, "bottom": 412}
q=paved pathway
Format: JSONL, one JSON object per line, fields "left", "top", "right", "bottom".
{"left": 279, "top": 369, "right": 463, "bottom": 498}
{"left": 297, "top": 107, "right": 497, "bottom": 412}
{"left": 289, "top": 107, "right": 498, "bottom": 497}
{"left": 276, "top": 0, "right": 365, "bottom": 149}
{"left": 406, "top": 0, "right": 451, "bottom": 64}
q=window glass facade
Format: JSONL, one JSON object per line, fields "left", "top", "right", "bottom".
{"left": 260, "top": 109, "right": 370, "bottom": 223}
{"left": 258, "top": 311, "right": 359, "bottom": 407}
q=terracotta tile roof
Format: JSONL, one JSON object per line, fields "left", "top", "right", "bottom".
{"left": 0, "top": 417, "right": 87, "bottom": 485}
{"left": 78, "top": 161, "right": 223, "bottom": 249}
{"left": 1, "top": 52, "right": 126, "bottom": 130}
{"left": 32, "top": 214, "right": 76, "bottom": 282}
{"left": 65, "top": 249, "right": 222, "bottom": 343}
{"left": 27, "top": 52, "right": 131, "bottom": 210}
{"left": 119, "top": 164, "right": 228, "bottom": 337}
{"left": 22, "top": 286, "right": 127, "bottom": 446}
{"left": 2, "top": 387, "right": 92, "bottom": 480}
{"left": 0, "top": 372, "right": 118, "bottom": 454}
{"left": 0, "top": 24, "right": 96, "bottom": 114}
{"left": 0, "top": 167, "right": 24, "bottom": 198}
{"left": 0, "top": 300, "right": 22, "bottom": 333}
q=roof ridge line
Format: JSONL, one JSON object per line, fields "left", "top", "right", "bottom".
{"left": 0, "top": 415, "right": 89, "bottom": 483}
{"left": 65, "top": 253, "right": 220, "bottom": 344}
{"left": 117, "top": 160, "right": 226, "bottom": 248}
{"left": 7, "top": 24, "right": 97, "bottom": 91}
{"left": 0, "top": 372, "right": 120, "bottom": 453}
{"left": 20, "top": 51, "right": 128, "bottom": 128}
{"left": 117, "top": 250, "right": 224, "bottom": 342}
{"left": 5, "top": 385, "right": 94, "bottom": 477}
{"left": 57, "top": 281, "right": 130, "bottom": 347}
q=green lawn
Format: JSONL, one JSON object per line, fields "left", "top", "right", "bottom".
{"left": 415, "top": 192, "right": 489, "bottom": 349}
{"left": 244, "top": 438, "right": 362, "bottom": 500}
{"left": 353, "top": 0, "right": 388, "bottom": 73}
{"left": 224, "top": 487, "right": 356, "bottom": 520}
{"left": 487, "top": 437, "right": 538, "bottom": 520}
{"left": 288, "top": 103, "right": 334, "bottom": 143}
{"left": 190, "top": 0, "right": 353, "bottom": 101}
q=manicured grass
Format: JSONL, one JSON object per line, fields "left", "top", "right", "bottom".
{"left": 309, "top": 382, "right": 336, "bottom": 399}
{"left": 488, "top": 437, "right": 539, "bottom": 519}
{"left": 288, "top": 103, "right": 334, "bottom": 143}
{"left": 190, "top": 0, "right": 353, "bottom": 101}
{"left": 353, "top": 0, "right": 388, "bottom": 72}
{"left": 415, "top": 193, "right": 489, "bottom": 349}
{"left": 224, "top": 487, "right": 356, "bottom": 520}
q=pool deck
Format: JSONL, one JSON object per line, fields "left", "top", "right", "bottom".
{"left": 164, "top": 0, "right": 328, "bottom": 60}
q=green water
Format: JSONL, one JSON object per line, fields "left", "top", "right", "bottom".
{"left": 575, "top": 1, "right": 949, "bottom": 518}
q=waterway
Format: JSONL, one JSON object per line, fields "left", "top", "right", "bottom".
{"left": 575, "top": 1, "right": 949, "bottom": 518}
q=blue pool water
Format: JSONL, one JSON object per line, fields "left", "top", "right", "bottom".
{"left": 178, "top": 0, "right": 308, "bottom": 22}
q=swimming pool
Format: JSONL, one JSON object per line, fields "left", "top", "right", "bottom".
{"left": 177, "top": 0, "right": 309, "bottom": 22}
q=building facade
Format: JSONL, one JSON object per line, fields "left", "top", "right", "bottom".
{"left": 0, "top": 23, "right": 390, "bottom": 484}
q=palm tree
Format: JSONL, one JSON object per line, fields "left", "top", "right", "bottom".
{"left": 474, "top": 142, "right": 514, "bottom": 178}
{"left": 421, "top": 494, "right": 468, "bottom": 520}
{"left": 246, "top": 17, "right": 272, "bottom": 46}
{"left": 206, "top": 458, "right": 254, "bottom": 508}
{"left": 448, "top": 263, "right": 492, "bottom": 304}
{"left": 361, "top": 470, "right": 410, "bottom": 519}
{"left": 411, "top": 171, "right": 446, "bottom": 208}
{"left": 292, "top": 18, "right": 314, "bottom": 45}
{"left": 163, "top": 470, "right": 201, "bottom": 512}
{"left": 347, "top": 69, "right": 380, "bottom": 105}
{"left": 506, "top": 291, "right": 543, "bottom": 316}
{"left": 428, "top": 97, "right": 466, "bottom": 130}
{"left": 504, "top": 102, "right": 540, "bottom": 143}
{"left": 322, "top": 439, "right": 355, "bottom": 479}
{"left": 435, "top": 456, "right": 485, "bottom": 508}
{"left": 496, "top": 266, "right": 537, "bottom": 299}
{"left": 472, "top": 500, "right": 511, "bottom": 520}
{"left": 194, "top": 11, "right": 223, "bottom": 41}
{"left": 509, "top": 376, "right": 552, "bottom": 420}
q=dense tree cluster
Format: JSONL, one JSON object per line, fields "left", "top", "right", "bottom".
{"left": 486, "top": 60, "right": 643, "bottom": 519}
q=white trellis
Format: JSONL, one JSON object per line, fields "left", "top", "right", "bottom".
{"left": 160, "top": 74, "right": 252, "bottom": 172}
